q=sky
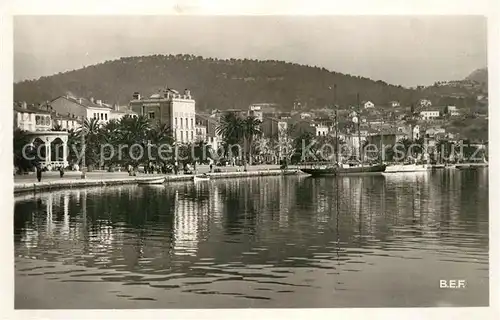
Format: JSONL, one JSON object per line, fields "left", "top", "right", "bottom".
{"left": 13, "top": 15, "right": 487, "bottom": 87}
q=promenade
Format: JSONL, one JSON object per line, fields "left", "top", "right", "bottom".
{"left": 14, "top": 164, "right": 300, "bottom": 194}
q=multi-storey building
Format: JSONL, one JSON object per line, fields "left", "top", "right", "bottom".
{"left": 129, "top": 88, "right": 196, "bottom": 143}
{"left": 50, "top": 96, "right": 112, "bottom": 123}
{"left": 14, "top": 102, "right": 53, "bottom": 132}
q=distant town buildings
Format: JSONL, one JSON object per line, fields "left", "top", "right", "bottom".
{"left": 390, "top": 101, "right": 400, "bottom": 108}
{"left": 419, "top": 108, "right": 441, "bottom": 121}
{"left": 363, "top": 101, "right": 375, "bottom": 109}
{"left": 445, "top": 105, "right": 460, "bottom": 117}
{"left": 419, "top": 99, "right": 433, "bottom": 108}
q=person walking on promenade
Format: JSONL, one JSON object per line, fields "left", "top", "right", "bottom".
{"left": 59, "top": 166, "right": 65, "bottom": 178}
{"left": 36, "top": 165, "right": 43, "bottom": 182}
{"left": 209, "top": 158, "right": 213, "bottom": 173}
{"left": 174, "top": 160, "right": 179, "bottom": 175}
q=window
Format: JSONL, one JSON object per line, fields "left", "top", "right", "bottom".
{"left": 191, "top": 131, "right": 194, "bottom": 140}
{"left": 148, "top": 112, "right": 155, "bottom": 119}
{"left": 186, "top": 118, "right": 188, "bottom": 128}
{"left": 180, "top": 118, "right": 183, "bottom": 128}
{"left": 191, "top": 118, "right": 194, "bottom": 128}
{"left": 105, "top": 114, "right": 108, "bottom": 120}
{"left": 101, "top": 113, "right": 104, "bottom": 120}
{"left": 180, "top": 131, "right": 184, "bottom": 141}
{"left": 175, "top": 117, "right": 178, "bottom": 127}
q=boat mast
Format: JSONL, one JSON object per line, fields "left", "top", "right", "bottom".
{"left": 357, "top": 93, "right": 363, "bottom": 166}
{"left": 380, "top": 118, "right": 384, "bottom": 164}
{"left": 333, "top": 84, "right": 339, "bottom": 165}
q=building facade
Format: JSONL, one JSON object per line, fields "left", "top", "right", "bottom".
{"left": 420, "top": 109, "right": 441, "bottom": 120}
{"left": 50, "top": 96, "right": 112, "bottom": 123}
{"left": 14, "top": 102, "right": 53, "bottom": 132}
{"left": 129, "top": 88, "right": 196, "bottom": 143}
{"left": 363, "top": 101, "right": 375, "bottom": 109}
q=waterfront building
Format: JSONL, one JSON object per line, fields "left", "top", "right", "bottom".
{"left": 294, "top": 119, "right": 330, "bottom": 137}
{"left": 14, "top": 102, "right": 53, "bottom": 132}
{"left": 129, "top": 88, "right": 196, "bottom": 143}
{"left": 195, "top": 122, "right": 207, "bottom": 142}
{"left": 50, "top": 96, "right": 112, "bottom": 124}
{"left": 196, "top": 113, "right": 222, "bottom": 151}
{"left": 261, "top": 117, "right": 288, "bottom": 140}
{"left": 14, "top": 102, "right": 69, "bottom": 169}
{"left": 52, "top": 114, "right": 80, "bottom": 131}
{"left": 108, "top": 105, "right": 138, "bottom": 121}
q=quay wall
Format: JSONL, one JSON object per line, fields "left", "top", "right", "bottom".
{"left": 14, "top": 169, "right": 301, "bottom": 194}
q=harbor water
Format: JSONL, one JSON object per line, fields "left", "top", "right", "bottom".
{"left": 14, "top": 169, "right": 489, "bottom": 308}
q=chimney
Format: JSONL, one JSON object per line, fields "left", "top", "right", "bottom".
{"left": 114, "top": 103, "right": 119, "bottom": 111}
{"left": 133, "top": 92, "right": 141, "bottom": 100}
{"left": 21, "top": 101, "right": 27, "bottom": 109}
{"left": 90, "top": 97, "right": 95, "bottom": 103}
{"left": 184, "top": 89, "right": 191, "bottom": 98}
{"left": 78, "top": 98, "right": 82, "bottom": 104}
{"left": 97, "top": 100, "right": 102, "bottom": 106}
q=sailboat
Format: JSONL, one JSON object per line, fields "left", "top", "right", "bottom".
{"left": 300, "top": 92, "right": 386, "bottom": 177}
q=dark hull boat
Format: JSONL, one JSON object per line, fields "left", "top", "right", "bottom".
{"left": 301, "top": 163, "right": 387, "bottom": 177}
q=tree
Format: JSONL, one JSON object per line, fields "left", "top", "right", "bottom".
{"left": 147, "top": 122, "right": 174, "bottom": 165}
{"left": 116, "top": 115, "right": 151, "bottom": 167}
{"left": 241, "top": 116, "right": 262, "bottom": 167}
{"left": 76, "top": 118, "right": 102, "bottom": 170}
{"left": 291, "top": 131, "right": 316, "bottom": 164}
{"left": 13, "top": 128, "right": 36, "bottom": 173}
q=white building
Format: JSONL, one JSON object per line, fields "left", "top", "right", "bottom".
{"left": 390, "top": 101, "right": 400, "bottom": 108}
{"left": 195, "top": 123, "right": 207, "bottom": 142}
{"left": 363, "top": 101, "right": 375, "bottom": 109}
{"left": 295, "top": 119, "right": 330, "bottom": 137}
{"left": 14, "top": 102, "right": 53, "bottom": 131}
{"left": 419, "top": 99, "right": 433, "bottom": 108}
{"left": 420, "top": 109, "right": 441, "bottom": 120}
{"left": 446, "top": 105, "right": 460, "bottom": 117}
{"left": 248, "top": 104, "right": 264, "bottom": 122}
{"left": 50, "top": 96, "right": 112, "bottom": 124}
{"left": 53, "top": 115, "right": 81, "bottom": 131}
{"left": 108, "top": 105, "right": 138, "bottom": 121}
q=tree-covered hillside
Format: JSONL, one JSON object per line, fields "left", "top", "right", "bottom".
{"left": 13, "top": 54, "right": 484, "bottom": 111}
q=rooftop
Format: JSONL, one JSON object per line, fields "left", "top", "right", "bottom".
{"left": 55, "top": 96, "right": 112, "bottom": 110}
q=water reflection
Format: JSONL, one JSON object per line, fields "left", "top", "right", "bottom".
{"left": 14, "top": 170, "right": 489, "bottom": 307}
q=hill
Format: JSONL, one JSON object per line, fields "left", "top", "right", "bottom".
{"left": 13, "top": 54, "right": 481, "bottom": 111}
{"left": 465, "top": 68, "right": 488, "bottom": 84}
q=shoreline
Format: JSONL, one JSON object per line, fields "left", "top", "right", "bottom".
{"left": 14, "top": 169, "right": 301, "bottom": 194}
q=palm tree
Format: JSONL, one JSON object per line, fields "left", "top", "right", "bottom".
{"left": 117, "top": 115, "right": 151, "bottom": 167}
{"left": 147, "top": 122, "right": 174, "bottom": 165}
{"left": 241, "top": 116, "right": 262, "bottom": 168}
{"left": 76, "top": 118, "right": 102, "bottom": 170}
{"left": 216, "top": 112, "right": 244, "bottom": 161}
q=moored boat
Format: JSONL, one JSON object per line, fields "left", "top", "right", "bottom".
{"left": 431, "top": 164, "right": 446, "bottom": 170}
{"left": 300, "top": 163, "right": 386, "bottom": 177}
{"left": 193, "top": 174, "right": 210, "bottom": 182}
{"left": 137, "top": 177, "right": 166, "bottom": 185}
{"left": 384, "top": 163, "right": 431, "bottom": 173}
